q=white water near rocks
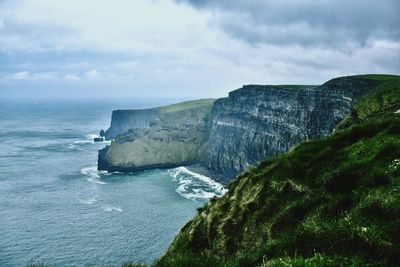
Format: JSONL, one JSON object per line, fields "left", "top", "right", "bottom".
{"left": 169, "top": 167, "right": 227, "bottom": 201}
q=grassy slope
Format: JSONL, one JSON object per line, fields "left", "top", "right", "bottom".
{"left": 154, "top": 98, "right": 215, "bottom": 125}
{"left": 155, "top": 75, "right": 400, "bottom": 267}
{"left": 337, "top": 75, "right": 400, "bottom": 129}
{"left": 160, "top": 99, "right": 215, "bottom": 114}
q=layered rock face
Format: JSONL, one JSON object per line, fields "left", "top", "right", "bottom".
{"left": 201, "top": 85, "right": 316, "bottom": 181}
{"left": 203, "top": 76, "right": 382, "bottom": 182}
{"left": 104, "top": 108, "right": 159, "bottom": 140}
{"left": 98, "top": 75, "right": 384, "bottom": 182}
{"left": 307, "top": 76, "right": 382, "bottom": 136}
{"left": 98, "top": 99, "right": 214, "bottom": 172}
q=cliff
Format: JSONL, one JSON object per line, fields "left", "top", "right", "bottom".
{"left": 201, "top": 85, "right": 316, "bottom": 181}
{"left": 98, "top": 75, "right": 398, "bottom": 183}
{"left": 104, "top": 108, "right": 159, "bottom": 140}
{"left": 156, "top": 75, "right": 400, "bottom": 267}
{"left": 98, "top": 99, "right": 214, "bottom": 172}
{"left": 202, "top": 76, "right": 386, "bottom": 182}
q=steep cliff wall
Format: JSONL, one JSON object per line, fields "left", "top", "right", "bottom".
{"left": 307, "top": 76, "right": 383, "bottom": 136}
{"left": 104, "top": 108, "right": 159, "bottom": 140}
{"left": 202, "top": 76, "right": 386, "bottom": 182}
{"left": 201, "top": 85, "right": 316, "bottom": 181}
{"left": 159, "top": 76, "right": 400, "bottom": 266}
{"left": 98, "top": 99, "right": 214, "bottom": 172}
{"left": 98, "top": 75, "right": 392, "bottom": 182}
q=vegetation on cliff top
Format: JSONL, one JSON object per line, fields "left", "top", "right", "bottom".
{"left": 154, "top": 75, "right": 400, "bottom": 267}
{"left": 159, "top": 99, "right": 215, "bottom": 114}
{"left": 338, "top": 75, "right": 400, "bottom": 129}
{"left": 156, "top": 117, "right": 400, "bottom": 266}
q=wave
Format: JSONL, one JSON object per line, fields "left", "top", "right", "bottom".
{"left": 168, "top": 167, "right": 227, "bottom": 201}
{"left": 86, "top": 134, "right": 100, "bottom": 140}
{"left": 81, "top": 166, "right": 107, "bottom": 184}
{"left": 70, "top": 133, "right": 111, "bottom": 146}
{"left": 22, "top": 142, "right": 82, "bottom": 153}
{"left": 79, "top": 197, "right": 97, "bottom": 205}
{"left": 65, "top": 143, "right": 83, "bottom": 151}
{"left": 87, "top": 178, "right": 107, "bottom": 185}
{"left": 73, "top": 140, "right": 93, "bottom": 145}
{"left": 101, "top": 204, "right": 123, "bottom": 212}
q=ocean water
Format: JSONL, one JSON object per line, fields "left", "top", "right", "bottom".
{"left": 0, "top": 99, "right": 226, "bottom": 267}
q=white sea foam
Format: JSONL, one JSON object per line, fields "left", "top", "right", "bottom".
{"left": 168, "top": 167, "right": 227, "bottom": 201}
{"left": 101, "top": 205, "right": 123, "bottom": 212}
{"left": 175, "top": 167, "right": 227, "bottom": 193}
{"left": 81, "top": 166, "right": 100, "bottom": 178}
{"left": 87, "top": 178, "right": 107, "bottom": 185}
{"left": 65, "top": 143, "right": 82, "bottom": 151}
{"left": 86, "top": 134, "right": 99, "bottom": 139}
{"left": 81, "top": 166, "right": 107, "bottom": 184}
{"left": 71, "top": 133, "right": 111, "bottom": 146}
{"left": 79, "top": 197, "right": 97, "bottom": 205}
{"left": 395, "top": 109, "right": 400, "bottom": 114}
{"left": 73, "top": 140, "right": 93, "bottom": 145}
{"left": 183, "top": 189, "right": 218, "bottom": 200}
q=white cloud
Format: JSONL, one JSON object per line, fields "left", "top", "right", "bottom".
{"left": 32, "top": 72, "right": 57, "bottom": 81}
{"left": 12, "top": 71, "right": 29, "bottom": 80}
{"left": 63, "top": 73, "right": 81, "bottom": 81}
{"left": 85, "top": 69, "right": 100, "bottom": 80}
{"left": 10, "top": 71, "right": 58, "bottom": 81}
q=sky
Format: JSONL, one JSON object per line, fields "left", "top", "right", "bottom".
{"left": 0, "top": 0, "right": 399, "bottom": 99}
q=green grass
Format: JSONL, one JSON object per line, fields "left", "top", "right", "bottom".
{"left": 157, "top": 75, "right": 400, "bottom": 266}
{"left": 337, "top": 77, "right": 400, "bottom": 129}
{"left": 260, "top": 253, "right": 368, "bottom": 267}
{"left": 160, "top": 99, "right": 215, "bottom": 114}
{"left": 158, "top": 116, "right": 400, "bottom": 267}
{"left": 362, "top": 74, "right": 400, "bottom": 81}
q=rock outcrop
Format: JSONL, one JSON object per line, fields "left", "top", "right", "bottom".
{"left": 98, "top": 99, "right": 214, "bottom": 172}
{"left": 98, "top": 75, "right": 392, "bottom": 183}
{"left": 104, "top": 108, "right": 159, "bottom": 140}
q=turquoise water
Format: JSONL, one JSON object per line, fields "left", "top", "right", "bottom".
{"left": 0, "top": 100, "right": 225, "bottom": 266}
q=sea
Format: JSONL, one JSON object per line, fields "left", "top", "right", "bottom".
{"left": 0, "top": 99, "right": 226, "bottom": 267}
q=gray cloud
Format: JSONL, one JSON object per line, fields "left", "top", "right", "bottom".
{"left": 1, "top": 16, "right": 79, "bottom": 39}
{"left": 0, "top": 16, "right": 80, "bottom": 53}
{"left": 176, "top": 0, "right": 400, "bottom": 49}
{"left": 1, "top": 0, "right": 399, "bottom": 99}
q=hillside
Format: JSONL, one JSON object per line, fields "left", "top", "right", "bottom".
{"left": 154, "top": 75, "right": 400, "bottom": 266}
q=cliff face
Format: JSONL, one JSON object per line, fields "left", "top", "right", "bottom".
{"left": 307, "top": 76, "right": 383, "bottom": 136}
{"left": 201, "top": 85, "right": 316, "bottom": 181}
{"left": 203, "top": 76, "right": 383, "bottom": 182}
{"left": 98, "top": 99, "right": 214, "bottom": 172}
{"left": 158, "top": 75, "right": 400, "bottom": 267}
{"left": 98, "top": 75, "right": 393, "bottom": 182}
{"left": 104, "top": 108, "right": 159, "bottom": 140}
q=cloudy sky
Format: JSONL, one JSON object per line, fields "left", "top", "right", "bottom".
{"left": 1, "top": 0, "right": 399, "bottom": 99}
